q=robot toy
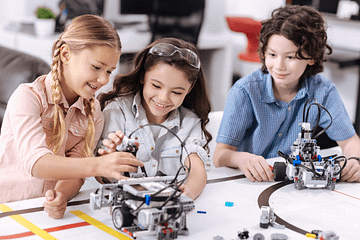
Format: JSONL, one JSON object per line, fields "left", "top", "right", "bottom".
{"left": 91, "top": 131, "right": 194, "bottom": 239}
{"left": 273, "top": 99, "right": 348, "bottom": 190}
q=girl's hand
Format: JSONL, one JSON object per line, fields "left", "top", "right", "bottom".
{"left": 98, "top": 130, "right": 126, "bottom": 155}
{"left": 97, "top": 151, "right": 144, "bottom": 180}
{"left": 43, "top": 189, "right": 67, "bottom": 219}
{"left": 178, "top": 183, "right": 196, "bottom": 200}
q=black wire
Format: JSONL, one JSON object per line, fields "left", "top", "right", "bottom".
{"left": 303, "top": 98, "right": 317, "bottom": 122}
{"left": 305, "top": 102, "right": 333, "bottom": 139}
{"left": 333, "top": 155, "right": 348, "bottom": 176}
{"left": 123, "top": 123, "right": 194, "bottom": 223}
{"left": 128, "top": 123, "right": 191, "bottom": 183}
{"left": 277, "top": 150, "right": 293, "bottom": 164}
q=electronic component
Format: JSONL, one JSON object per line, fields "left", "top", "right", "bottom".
{"left": 259, "top": 206, "right": 284, "bottom": 229}
{"left": 238, "top": 228, "right": 249, "bottom": 239}
{"left": 90, "top": 176, "right": 194, "bottom": 239}
{"left": 92, "top": 124, "right": 195, "bottom": 239}
{"left": 274, "top": 99, "right": 348, "bottom": 190}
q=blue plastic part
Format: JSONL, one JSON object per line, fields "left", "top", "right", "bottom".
{"left": 145, "top": 195, "right": 151, "bottom": 205}
{"left": 293, "top": 159, "right": 301, "bottom": 166}
{"left": 197, "top": 211, "right": 206, "bottom": 214}
{"left": 225, "top": 201, "right": 234, "bottom": 207}
{"left": 318, "top": 155, "right": 322, "bottom": 161}
{"left": 296, "top": 155, "right": 301, "bottom": 160}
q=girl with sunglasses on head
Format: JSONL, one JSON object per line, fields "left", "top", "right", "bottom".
{"left": 97, "top": 37, "right": 212, "bottom": 200}
{"left": 0, "top": 15, "right": 143, "bottom": 219}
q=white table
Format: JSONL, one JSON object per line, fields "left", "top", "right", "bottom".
{"left": 1, "top": 147, "right": 359, "bottom": 239}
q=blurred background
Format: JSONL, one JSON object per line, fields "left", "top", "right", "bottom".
{"left": 1, "top": 0, "right": 360, "bottom": 131}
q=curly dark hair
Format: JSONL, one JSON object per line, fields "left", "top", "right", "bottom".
{"left": 258, "top": 5, "right": 332, "bottom": 80}
{"left": 97, "top": 37, "right": 212, "bottom": 150}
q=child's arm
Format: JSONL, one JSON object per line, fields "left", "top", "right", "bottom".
{"left": 32, "top": 152, "right": 144, "bottom": 180}
{"left": 337, "top": 134, "right": 360, "bottom": 182}
{"left": 43, "top": 178, "right": 84, "bottom": 219}
{"left": 213, "top": 143, "right": 274, "bottom": 182}
{"left": 179, "top": 153, "right": 207, "bottom": 200}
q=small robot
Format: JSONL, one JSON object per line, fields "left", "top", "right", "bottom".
{"left": 273, "top": 99, "right": 350, "bottom": 190}
{"left": 274, "top": 122, "right": 344, "bottom": 190}
{"left": 90, "top": 176, "right": 194, "bottom": 239}
{"left": 91, "top": 135, "right": 194, "bottom": 239}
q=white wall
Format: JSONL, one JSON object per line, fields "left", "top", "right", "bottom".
{"left": 226, "top": 0, "right": 286, "bottom": 20}
{"left": 0, "top": 0, "right": 59, "bottom": 23}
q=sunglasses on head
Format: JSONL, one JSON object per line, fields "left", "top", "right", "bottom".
{"left": 148, "top": 43, "right": 201, "bottom": 69}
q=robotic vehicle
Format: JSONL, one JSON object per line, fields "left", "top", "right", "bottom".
{"left": 273, "top": 100, "right": 347, "bottom": 190}
{"left": 91, "top": 131, "right": 194, "bottom": 239}
{"left": 90, "top": 176, "right": 194, "bottom": 239}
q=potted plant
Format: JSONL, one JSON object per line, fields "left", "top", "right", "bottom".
{"left": 34, "top": 7, "right": 56, "bottom": 37}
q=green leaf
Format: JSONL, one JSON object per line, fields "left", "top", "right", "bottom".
{"left": 36, "top": 7, "right": 55, "bottom": 19}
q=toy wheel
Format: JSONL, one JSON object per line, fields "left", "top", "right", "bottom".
{"left": 112, "top": 206, "right": 133, "bottom": 229}
{"left": 273, "top": 162, "right": 286, "bottom": 181}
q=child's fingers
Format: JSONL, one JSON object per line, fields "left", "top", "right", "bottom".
{"left": 258, "top": 161, "right": 274, "bottom": 181}
{"left": 108, "top": 131, "right": 125, "bottom": 145}
{"left": 114, "top": 130, "right": 125, "bottom": 139}
{"left": 102, "top": 138, "right": 116, "bottom": 151}
{"left": 43, "top": 191, "right": 67, "bottom": 219}
{"left": 45, "top": 189, "right": 55, "bottom": 201}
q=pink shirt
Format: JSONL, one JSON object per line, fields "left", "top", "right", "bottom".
{"left": 0, "top": 74, "right": 104, "bottom": 203}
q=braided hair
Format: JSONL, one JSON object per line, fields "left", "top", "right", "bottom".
{"left": 50, "top": 15, "right": 121, "bottom": 156}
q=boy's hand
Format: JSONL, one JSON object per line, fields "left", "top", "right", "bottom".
{"left": 98, "top": 130, "right": 127, "bottom": 155}
{"left": 340, "top": 158, "right": 360, "bottom": 182}
{"left": 238, "top": 154, "right": 274, "bottom": 182}
{"left": 43, "top": 189, "right": 67, "bottom": 219}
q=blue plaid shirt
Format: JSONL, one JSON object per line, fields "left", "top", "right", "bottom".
{"left": 216, "top": 70, "right": 356, "bottom": 158}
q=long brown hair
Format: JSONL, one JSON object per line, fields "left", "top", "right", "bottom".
{"left": 50, "top": 14, "right": 121, "bottom": 157}
{"left": 98, "top": 37, "right": 212, "bottom": 150}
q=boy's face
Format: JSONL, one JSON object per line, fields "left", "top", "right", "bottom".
{"left": 265, "top": 34, "right": 314, "bottom": 90}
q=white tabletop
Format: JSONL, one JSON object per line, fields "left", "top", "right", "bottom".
{"left": 1, "top": 146, "right": 359, "bottom": 240}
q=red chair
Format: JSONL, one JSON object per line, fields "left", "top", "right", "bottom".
{"left": 226, "top": 16, "right": 262, "bottom": 63}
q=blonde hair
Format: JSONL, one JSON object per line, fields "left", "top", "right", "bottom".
{"left": 50, "top": 14, "right": 121, "bottom": 157}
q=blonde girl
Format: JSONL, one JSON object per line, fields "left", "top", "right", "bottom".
{"left": 0, "top": 14, "right": 143, "bottom": 218}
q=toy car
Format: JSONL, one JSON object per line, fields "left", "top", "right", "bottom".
{"left": 89, "top": 175, "right": 194, "bottom": 239}
{"left": 273, "top": 122, "right": 344, "bottom": 190}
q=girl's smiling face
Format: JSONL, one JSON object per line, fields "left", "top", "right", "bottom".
{"left": 141, "top": 63, "right": 192, "bottom": 124}
{"left": 265, "top": 34, "right": 314, "bottom": 90}
{"left": 60, "top": 45, "right": 120, "bottom": 105}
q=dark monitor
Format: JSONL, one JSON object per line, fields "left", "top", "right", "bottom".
{"left": 120, "top": 0, "right": 154, "bottom": 15}
{"left": 291, "top": 0, "right": 340, "bottom": 14}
